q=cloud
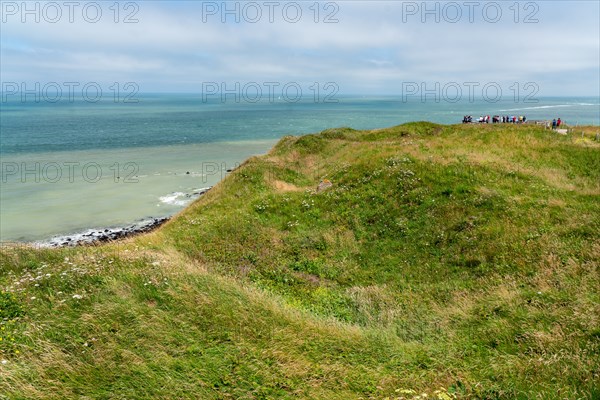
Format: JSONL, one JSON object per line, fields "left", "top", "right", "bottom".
{"left": 1, "top": 0, "right": 598, "bottom": 96}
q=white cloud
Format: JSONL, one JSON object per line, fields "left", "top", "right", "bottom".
{"left": 1, "top": 0, "right": 598, "bottom": 95}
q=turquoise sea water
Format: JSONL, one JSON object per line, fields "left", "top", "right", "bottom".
{"left": 1, "top": 95, "right": 598, "bottom": 242}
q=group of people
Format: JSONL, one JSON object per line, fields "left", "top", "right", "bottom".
{"left": 462, "top": 115, "right": 527, "bottom": 124}
{"left": 552, "top": 118, "right": 562, "bottom": 129}
{"left": 460, "top": 114, "right": 566, "bottom": 129}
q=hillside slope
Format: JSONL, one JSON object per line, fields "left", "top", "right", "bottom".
{"left": 1, "top": 122, "right": 599, "bottom": 399}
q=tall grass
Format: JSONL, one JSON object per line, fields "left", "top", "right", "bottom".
{"left": 1, "top": 123, "right": 599, "bottom": 399}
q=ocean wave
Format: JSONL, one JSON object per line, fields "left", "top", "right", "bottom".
{"left": 498, "top": 103, "right": 598, "bottom": 112}
{"left": 159, "top": 192, "right": 189, "bottom": 206}
{"left": 498, "top": 105, "right": 574, "bottom": 112}
{"left": 159, "top": 187, "right": 212, "bottom": 207}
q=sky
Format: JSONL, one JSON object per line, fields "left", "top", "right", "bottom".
{"left": 1, "top": 0, "right": 599, "bottom": 97}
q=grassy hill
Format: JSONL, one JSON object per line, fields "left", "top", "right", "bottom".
{"left": 1, "top": 122, "right": 599, "bottom": 399}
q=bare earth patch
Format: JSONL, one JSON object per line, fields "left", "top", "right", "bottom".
{"left": 272, "top": 180, "right": 302, "bottom": 192}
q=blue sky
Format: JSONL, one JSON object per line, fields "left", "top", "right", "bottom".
{"left": 1, "top": 0, "right": 599, "bottom": 96}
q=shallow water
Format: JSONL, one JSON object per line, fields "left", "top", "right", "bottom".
{"left": 1, "top": 140, "right": 276, "bottom": 241}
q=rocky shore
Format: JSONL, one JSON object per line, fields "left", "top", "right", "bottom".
{"left": 41, "top": 217, "right": 171, "bottom": 248}
{"left": 36, "top": 187, "right": 212, "bottom": 248}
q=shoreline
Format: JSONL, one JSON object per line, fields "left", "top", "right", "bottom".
{"left": 1, "top": 187, "right": 212, "bottom": 249}
{"left": 39, "top": 216, "right": 171, "bottom": 248}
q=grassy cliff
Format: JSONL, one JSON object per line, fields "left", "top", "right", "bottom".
{"left": 1, "top": 122, "right": 599, "bottom": 399}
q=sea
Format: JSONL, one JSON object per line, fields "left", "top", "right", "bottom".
{"left": 1, "top": 94, "right": 598, "bottom": 243}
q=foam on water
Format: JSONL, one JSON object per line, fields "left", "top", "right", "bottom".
{"left": 159, "top": 192, "right": 189, "bottom": 206}
{"left": 499, "top": 102, "right": 599, "bottom": 112}
{"left": 159, "top": 187, "right": 212, "bottom": 206}
{"left": 499, "top": 105, "right": 573, "bottom": 112}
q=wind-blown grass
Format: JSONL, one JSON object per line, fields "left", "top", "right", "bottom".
{"left": 1, "top": 122, "right": 599, "bottom": 399}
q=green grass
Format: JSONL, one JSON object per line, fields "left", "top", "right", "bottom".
{"left": 1, "top": 122, "right": 599, "bottom": 399}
